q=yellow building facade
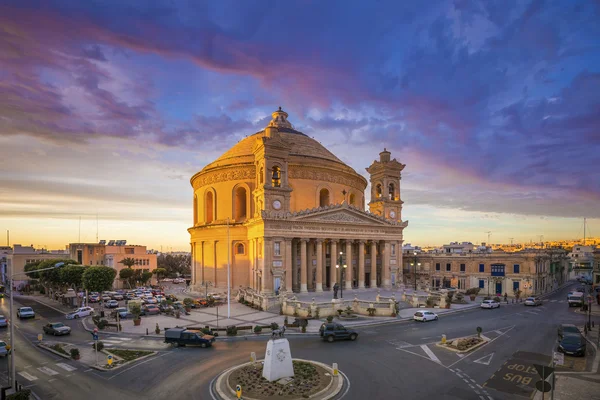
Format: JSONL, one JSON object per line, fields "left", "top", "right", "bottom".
{"left": 189, "top": 108, "right": 408, "bottom": 294}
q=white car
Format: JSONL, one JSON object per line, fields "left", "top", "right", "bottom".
{"left": 413, "top": 311, "right": 438, "bottom": 322}
{"left": 524, "top": 297, "right": 542, "bottom": 306}
{"left": 17, "top": 307, "right": 35, "bottom": 319}
{"left": 0, "top": 341, "right": 8, "bottom": 357}
{"left": 66, "top": 306, "right": 94, "bottom": 319}
{"left": 481, "top": 300, "right": 500, "bottom": 309}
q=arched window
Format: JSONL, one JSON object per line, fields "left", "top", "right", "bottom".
{"left": 205, "top": 191, "right": 214, "bottom": 223}
{"left": 319, "top": 188, "right": 330, "bottom": 207}
{"left": 376, "top": 184, "right": 382, "bottom": 198}
{"left": 234, "top": 186, "right": 247, "bottom": 221}
{"left": 349, "top": 193, "right": 356, "bottom": 205}
{"left": 388, "top": 183, "right": 395, "bottom": 200}
{"left": 193, "top": 195, "right": 198, "bottom": 225}
{"left": 236, "top": 243, "right": 245, "bottom": 255}
{"left": 271, "top": 166, "right": 281, "bottom": 187}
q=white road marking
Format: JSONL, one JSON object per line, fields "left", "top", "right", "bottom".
{"left": 469, "top": 384, "right": 475, "bottom": 389}
{"left": 420, "top": 344, "right": 441, "bottom": 364}
{"left": 18, "top": 371, "right": 38, "bottom": 381}
{"left": 550, "top": 300, "right": 557, "bottom": 302}
{"left": 494, "top": 330, "right": 503, "bottom": 335}
{"left": 101, "top": 339, "right": 124, "bottom": 344}
{"left": 524, "top": 310, "right": 539, "bottom": 315}
{"left": 473, "top": 353, "right": 494, "bottom": 366}
{"left": 37, "top": 367, "right": 59, "bottom": 376}
{"left": 488, "top": 396, "right": 493, "bottom": 400}
{"left": 24, "top": 365, "right": 32, "bottom": 369}
{"left": 515, "top": 313, "right": 523, "bottom": 316}
{"left": 463, "top": 378, "right": 470, "bottom": 383}
{"left": 470, "top": 378, "right": 477, "bottom": 383}
{"left": 56, "top": 363, "right": 77, "bottom": 372}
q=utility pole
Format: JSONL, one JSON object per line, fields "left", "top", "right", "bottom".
{"left": 485, "top": 231, "right": 491, "bottom": 244}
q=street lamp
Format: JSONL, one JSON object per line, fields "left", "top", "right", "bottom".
{"left": 335, "top": 251, "right": 347, "bottom": 299}
{"left": 10, "top": 261, "right": 66, "bottom": 392}
{"left": 409, "top": 252, "right": 421, "bottom": 291}
{"left": 203, "top": 281, "right": 213, "bottom": 300}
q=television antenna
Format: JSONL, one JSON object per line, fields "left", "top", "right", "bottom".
{"left": 484, "top": 231, "right": 491, "bottom": 244}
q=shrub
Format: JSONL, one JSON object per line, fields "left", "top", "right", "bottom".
{"left": 367, "top": 307, "right": 376, "bottom": 316}
{"left": 226, "top": 326, "right": 238, "bottom": 336}
{"left": 336, "top": 309, "right": 343, "bottom": 316}
{"left": 270, "top": 322, "right": 279, "bottom": 331}
{"left": 70, "top": 348, "right": 80, "bottom": 359}
{"left": 301, "top": 326, "right": 306, "bottom": 333}
{"left": 201, "top": 328, "right": 212, "bottom": 335}
{"left": 6, "top": 388, "right": 31, "bottom": 400}
{"left": 465, "top": 288, "right": 481, "bottom": 296}
{"left": 483, "top": 296, "right": 491, "bottom": 300}
{"left": 254, "top": 326, "right": 262, "bottom": 333}
{"left": 238, "top": 295, "right": 245, "bottom": 304}
{"left": 326, "top": 316, "right": 334, "bottom": 323}
{"left": 92, "top": 341, "right": 104, "bottom": 352}
{"left": 183, "top": 298, "right": 194, "bottom": 307}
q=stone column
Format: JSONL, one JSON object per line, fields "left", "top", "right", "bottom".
{"left": 291, "top": 239, "right": 297, "bottom": 292}
{"left": 322, "top": 241, "right": 328, "bottom": 289}
{"left": 316, "top": 239, "right": 323, "bottom": 292}
{"left": 285, "top": 239, "right": 293, "bottom": 293}
{"left": 262, "top": 238, "right": 273, "bottom": 294}
{"left": 358, "top": 240, "right": 365, "bottom": 289}
{"left": 300, "top": 239, "right": 308, "bottom": 293}
{"left": 345, "top": 241, "right": 353, "bottom": 290}
{"left": 382, "top": 241, "right": 391, "bottom": 289}
{"left": 191, "top": 242, "right": 196, "bottom": 285}
{"left": 370, "top": 242, "right": 377, "bottom": 288}
{"left": 397, "top": 241, "right": 403, "bottom": 287}
{"left": 330, "top": 240, "right": 338, "bottom": 286}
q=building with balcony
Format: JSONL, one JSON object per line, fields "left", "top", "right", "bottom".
{"left": 568, "top": 245, "right": 596, "bottom": 280}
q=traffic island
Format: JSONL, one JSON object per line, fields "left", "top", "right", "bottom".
{"left": 436, "top": 336, "right": 489, "bottom": 353}
{"left": 213, "top": 359, "right": 345, "bottom": 400}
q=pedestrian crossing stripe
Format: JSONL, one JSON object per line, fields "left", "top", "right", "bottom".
{"left": 56, "top": 363, "right": 77, "bottom": 372}
{"left": 37, "top": 366, "right": 59, "bottom": 376}
{"left": 18, "top": 371, "right": 38, "bottom": 381}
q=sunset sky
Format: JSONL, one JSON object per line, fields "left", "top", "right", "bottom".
{"left": 1, "top": 0, "right": 599, "bottom": 251}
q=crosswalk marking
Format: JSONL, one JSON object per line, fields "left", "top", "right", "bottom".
{"left": 524, "top": 310, "right": 539, "bottom": 315}
{"left": 56, "top": 363, "right": 77, "bottom": 372}
{"left": 420, "top": 344, "right": 441, "bottom": 364}
{"left": 101, "top": 339, "right": 124, "bottom": 344}
{"left": 19, "top": 371, "right": 38, "bottom": 381}
{"left": 38, "top": 366, "right": 59, "bottom": 376}
{"left": 550, "top": 300, "right": 557, "bottom": 302}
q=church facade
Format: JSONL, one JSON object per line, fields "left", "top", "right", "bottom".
{"left": 189, "top": 108, "right": 408, "bottom": 294}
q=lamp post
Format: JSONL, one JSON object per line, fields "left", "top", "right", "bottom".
{"left": 410, "top": 252, "right": 421, "bottom": 291}
{"left": 10, "top": 261, "right": 66, "bottom": 391}
{"left": 335, "top": 251, "right": 347, "bottom": 299}
{"left": 203, "top": 281, "right": 213, "bottom": 300}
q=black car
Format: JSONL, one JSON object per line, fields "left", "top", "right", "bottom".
{"left": 557, "top": 334, "right": 586, "bottom": 357}
{"left": 558, "top": 324, "right": 580, "bottom": 339}
{"left": 43, "top": 322, "right": 71, "bottom": 336}
{"left": 319, "top": 323, "right": 358, "bottom": 342}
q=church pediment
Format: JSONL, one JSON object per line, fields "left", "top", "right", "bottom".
{"left": 261, "top": 203, "right": 408, "bottom": 227}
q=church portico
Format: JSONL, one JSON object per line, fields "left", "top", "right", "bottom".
{"left": 189, "top": 108, "right": 408, "bottom": 295}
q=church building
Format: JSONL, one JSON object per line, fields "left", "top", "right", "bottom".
{"left": 189, "top": 108, "right": 408, "bottom": 294}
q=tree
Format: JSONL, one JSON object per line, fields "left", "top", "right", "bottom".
{"left": 153, "top": 268, "right": 167, "bottom": 281}
{"left": 60, "top": 265, "right": 87, "bottom": 288}
{"left": 119, "top": 268, "right": 135, "bottom": 288}
{"left": 24, "top": 262, "right": 42, "bottom": 280}
{"left": 141, "top": 271, "right": 153, "bottom": 285}
{"left": 157, "top": 254, "right": 191, "bottom": 277}
{"left": 82, "top": 266, "right": 117, "bottom": 292}
{"left": 119, "top": 258, "right": 136, "bottom": 268}
{"left": 34, "top": 259, "right": 78, "bottom": 289}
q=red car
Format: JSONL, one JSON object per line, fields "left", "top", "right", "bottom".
{"left": 142, "top": 305, "right": 160, "bottom": 315}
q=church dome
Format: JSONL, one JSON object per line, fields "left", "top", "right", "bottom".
{"left": 196, "top": 107, "right": 361, "bottom": 177}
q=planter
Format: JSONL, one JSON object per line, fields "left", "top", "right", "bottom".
{"left": 73, "top": 355, "right": 80, "bottom": 360}
{"left": 470, "top": 295, "right": 476, "bottom": 301}
{"left": 133, "top": 319, "right": 141, "bottom": 326}
{"left": 185, "top": 307, "right": 191, "bottom": 313}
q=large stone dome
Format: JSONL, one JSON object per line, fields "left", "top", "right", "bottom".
{"left": 197, "top": 107, "right": 359, "bottom": 177}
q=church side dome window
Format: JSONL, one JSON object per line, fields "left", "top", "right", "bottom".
{"left": 234, "top": 186, "right": 247, "bottom": 221}
{"left": 205, "top": 190, "right": 216, "bottom": 223}
{"left": 349, "top": 193, "right": 356, "bottom": 205}
{"left": 193, "top": 194, "right": 198, "bottom": 225}
{"left": 319, "top": 188, "right": 330, "bottom": 207}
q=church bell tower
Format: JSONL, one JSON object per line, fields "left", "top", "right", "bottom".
{"left": 366, "top": 148, "right": 405, "bottom": 221}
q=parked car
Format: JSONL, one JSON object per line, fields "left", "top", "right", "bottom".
{"left": 568, "top": 292, "right": 584, "bottom": 307}
{"left": 43, "top": 322, "right": 71, "bottom": 336}
{"left": 0, "top": 315, "right": 7, "bottom": 328}
{"left": 142, "top": 305, "right": 160, "bottom": 315}
{"left": 558, "top": 324, "right": 581, "bottom": 339}
{"left": 413, "top": 311, "right": 438, "bottom": 322}
{"left": 158, "top": 304, "right": 174, "bottom": 313}
{"left": 162, "top": 278, "right": 173, "bottom": 282}
{"left": 319, "top": 323, "right": 358, "bottom": 342}
{"left": 524, "top": 297, "right": 542, "bottom": 306}
{"left": 104, "top": 300, "right": 119, "bottom": 308}
{"left": 66, "top": 306, "right": 94, "bottom": 320}
{"left": 557, "top": 334, "right": 586, "bottom": 357}
{"left": 112, "top": 294, "right": 124, "bottom": 301}
{"left": 88, "top": 295, "right": 100, "bottom": 303}
{"left": 17, "top": 307, "right": 35, "bottom": 319}
{"left": 112, "top": 307, "right": 132, "bottom": 319}
{"left": 101, "top": 295, "right": 112, "bottom": 302}
{"left": 164, "top": 327, "right": 215, "bottom": 347}
{"left": 143, "top": 297, "right": 158, "bottom": 305}
{"left": 480, "top": 300, "right": 500, "bottom": 309}
{"left": 0, "top": 341, "right": 8, "bottom": 357}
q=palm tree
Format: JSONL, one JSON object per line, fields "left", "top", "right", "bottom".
{"left": 119, "top": 258, "right": 137, "bottom": 288}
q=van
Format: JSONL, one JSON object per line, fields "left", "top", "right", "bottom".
{"left": 164, "top": 328, "right": 215, "bottom": 348}
{"left": 568, "top": 292, "right": 584, "bottom": 307}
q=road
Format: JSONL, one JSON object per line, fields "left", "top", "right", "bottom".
{"left": 0, "top": 282, "right": 593, "bottom": 399}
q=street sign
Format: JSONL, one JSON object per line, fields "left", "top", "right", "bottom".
{"left": 535, "top": 380, "right": 551, "bottom": 392}
{"left": 236, "top": 384, "right": 242, "bottom": 399}
{"left": 533, "top": 364, "right": 554, "bottom": 380}
{"left": 553, "top": 351, "right": 564, "bottom": 366}
{"left": 93, "top": 334, "right": 99, "bottom": 341}
{"left": 107, "top": 355, "right": 113, "bottom": 365}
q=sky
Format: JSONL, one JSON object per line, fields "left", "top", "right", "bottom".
{"left": 1, "top": 0, "right": 599, "bottom": 251}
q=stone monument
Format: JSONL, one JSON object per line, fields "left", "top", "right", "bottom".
{"left": 262, "top": 338, "right": 294, "bottom": 382}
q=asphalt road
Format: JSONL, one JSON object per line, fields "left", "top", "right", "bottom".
{"left": 0, "top": 282, "right": 592, "bottom": 400}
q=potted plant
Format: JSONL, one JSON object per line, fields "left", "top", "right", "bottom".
{"left": 175, "top": 310, "right": 181, "bottom": 319}
{"left": 367, "top": 307, "right": 376, "bottom": 316}
{"left": 254, "top": 326, "right": 263, "bottom": 334}
{"left": 183, "top": 298, "right": 194, "bottom": 313}
{"left": 130, "top": 303, "right": 142, "bottom": 326}
{"left": 70, "top": 348, "right": 80, "bottom": 360}
{"left": 466, "top": 288, "right": 480, "bottom": 301}
{"left": 155, "top": 323, "right": 160, "bottom": 335}
{"left": 326, "top": 315, "right": 334, "bottom": 323}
